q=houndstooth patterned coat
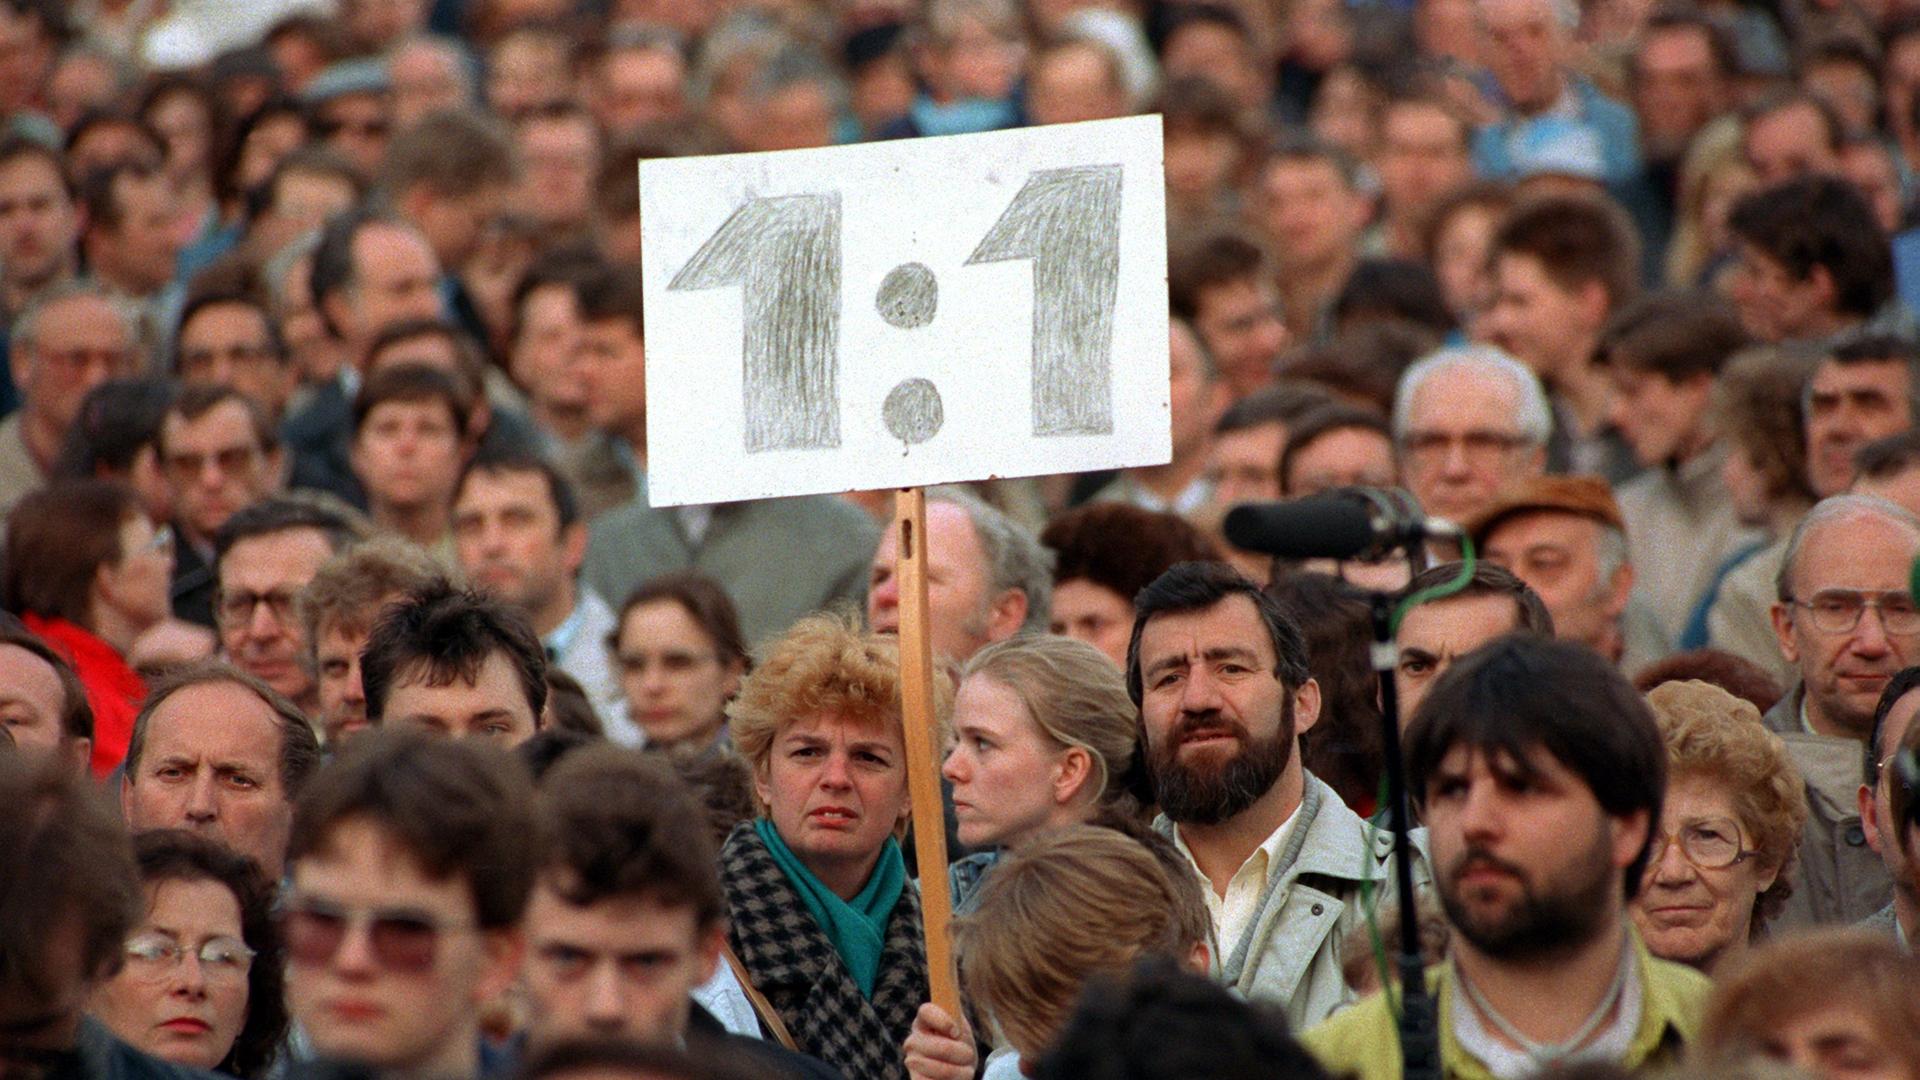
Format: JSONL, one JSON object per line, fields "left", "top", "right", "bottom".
{"left": 720, "top": 821, "right": 926, "bottom": 1080}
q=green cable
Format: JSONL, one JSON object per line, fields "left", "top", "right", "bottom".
{"left": 1360, "top": 534, "right": 1479, "bottom": 1018}
{"left": 1390, "top": 534, "right": 1478, "bottom": 634}
{"left": 1358, "top": 778, "right": 1399, "bottom": 1021}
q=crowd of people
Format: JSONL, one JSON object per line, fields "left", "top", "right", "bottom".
{"left": 5, "top": 0, "right": 1920, "bottom": 1078}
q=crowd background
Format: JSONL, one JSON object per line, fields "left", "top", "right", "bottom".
{"left": 5, "top": 0, "right": 1920, "bottom": 1078}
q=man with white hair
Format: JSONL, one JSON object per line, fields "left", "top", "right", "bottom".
{"left": 867, "top": 485, "right": 1053, "bottom": 663}
{"left": 1471, "top": 0, "right": 1641, "bottom": 187}
{"left": 1765, "top": 494, "right": 1920, "bottom": 927}
{"left": 1392, "top": 346, "right": 1552, "bottom": 524}
{"left": 388, "top": 34, "right": 476, "bottom": 130}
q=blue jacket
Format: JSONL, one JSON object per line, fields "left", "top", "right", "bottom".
{"left": 1473, "top": 76, "right": 1643, "bottom": 186}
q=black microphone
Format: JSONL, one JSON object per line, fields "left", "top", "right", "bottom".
{"left": 1222, "top": 487, "right": 1459, "bottom": 560}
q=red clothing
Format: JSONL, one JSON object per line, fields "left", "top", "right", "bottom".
{"left": 22, "top": 613, "right": 146, "bottom": 778}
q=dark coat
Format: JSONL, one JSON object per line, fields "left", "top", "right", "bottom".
{"left": 41, "top": 1018, "right": 222, "bottom": 1080}
{"left": 719, "top": 822, "right": 926, "bottom": 1080}
{"left": 687, "top": 1002, "right": 848, "bottom": 1080}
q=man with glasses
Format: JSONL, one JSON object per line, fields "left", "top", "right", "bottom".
{"left": 0, "top": 281, "right": 138, "bottom": 521}
{"left": 1764, "top": 493, "right": 1920, "bottom": 927}
{"left": 161, "top": 386, "right": 285, "bottom": 629}
{"left": 121, "top": 661, "right": 321, "bottom": 879}
{"left": 284, "top": 727, "right": 535, "bottom": 1077}
{"left": 1391, "top": 346, "right": 1551, "bottom": 525}
{"left": 214, "top": 495, "right": 369, "bottom": 718}
{"left": 175, "top": 290, "right": 298, "bottom": 426}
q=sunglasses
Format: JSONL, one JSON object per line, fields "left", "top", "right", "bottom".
{"left": 281, "top": 896, "right": 472, "bottom": 973}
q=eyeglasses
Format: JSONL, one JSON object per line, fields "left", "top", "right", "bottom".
{"left": 37, "top": 347, "right": 134, "bottom": 375}
{"left": 281, "top": 896, "right": 472, "bottom": 974}
{"left": 1398, "top": 430, "right": 1532, "bottom": 467}
{"left": 1649, "top": 817, "right": 1756, "bottom": 870}
{"left": 123, "top": 931, "right": 254, "bottom": 981}
{"left": 140, "top": 524, "right": 174, "bottom": 556}
{"left": 1787, "top": 589, "right": 1920, "bottom": 635}
{"left": 215, "top": 586, "right": 300, "bottom": 627}
{"left": 166, "top": 445, "right": 263, "bottom": 482}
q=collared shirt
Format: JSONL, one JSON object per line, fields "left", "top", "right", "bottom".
{"left": 1450, "top": 936, "right": 1642, "bottom": 1079}
{"left": 543, "top": 598, "right": 589, "bottom": 662}
{"left": 1302, "top": 929, "right": 1711, "bottom": 1080}
{"left": 1173, "top": 802, "right": 1300, "bottom": 958}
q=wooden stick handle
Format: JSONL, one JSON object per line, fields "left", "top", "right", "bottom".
{"left": 892, "top": 487, "right": 961, "bottom": 1018}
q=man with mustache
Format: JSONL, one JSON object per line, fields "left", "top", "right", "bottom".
{"left": 1305, "top": 636, "right": 1712, "bottom": 1079}
{"left": 1127, "top": 560, "right": 1423, "bottom": 1030}
{"left": 1763, "top": 493, "right": 1920, "bottom": 928}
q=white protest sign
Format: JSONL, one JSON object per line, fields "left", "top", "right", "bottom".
{"left": 639, "top": 115, "right": 1170, "bottom": 508}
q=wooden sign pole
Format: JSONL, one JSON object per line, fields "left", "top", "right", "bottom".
{"left": 892, "top": 486, "right": 961, "bottom": 1018}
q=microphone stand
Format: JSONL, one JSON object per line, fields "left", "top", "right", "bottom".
{"left": 1365, "top": 556, "right": 1440, "bottom": 1080}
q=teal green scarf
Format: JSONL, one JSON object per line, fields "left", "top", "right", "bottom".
{"left": 754, "top": 817, "right": 906, "bottom": 998}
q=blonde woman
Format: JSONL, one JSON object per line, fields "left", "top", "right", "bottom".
{"left": 1631, "top": 680, "right": 1808, "bottom": 975}
{"left": 948, "top": 826, "right": 1213, "bottom": 1079}
{"left": 941, "top": 635, "right": 1144, "bottom": 912}
{"left": 721, "top": 612, "right": 954, "bottom": 1080}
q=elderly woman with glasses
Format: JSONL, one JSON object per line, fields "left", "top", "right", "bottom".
{"left": 1631, "top": 680, "right": 1809, "bottom": 976}
{"left": 89, "top": 830, "right": 287, "bottom": 1078}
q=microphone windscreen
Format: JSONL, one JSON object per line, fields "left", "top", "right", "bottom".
{"left": 1223, "top": 495, "right": 1378, "bottom": 560}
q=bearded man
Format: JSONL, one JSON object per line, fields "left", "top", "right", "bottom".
{"left": 1127, "top": 561, "right": 1425, "bottom": 1030}
{"left": 1303, "top": 636, "right": 1713, "bottom": 1079}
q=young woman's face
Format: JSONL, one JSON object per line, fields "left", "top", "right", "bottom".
{"left": 943, "top": 674, "right": 1080, "bottom": 849}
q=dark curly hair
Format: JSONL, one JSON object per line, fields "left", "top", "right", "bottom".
{"left": 130, "top": 830, "right": 287, "bottom": 1080}
{"left": 1266, "top": 571, "right": 1384, "bottom": 811}
{"left": 1042, "top": 504, "right": 1220, "bottom": 608}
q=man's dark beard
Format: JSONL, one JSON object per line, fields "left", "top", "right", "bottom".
{"left": 1438, "top": 831, "right": 1616, "bottom": 960}
{"left": 1148, "top": 700, "right": 1294, "bottom": 826}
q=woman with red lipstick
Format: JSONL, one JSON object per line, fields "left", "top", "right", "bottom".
{"left": 1630, "top": 680, "right": 1808, "bottom": 977}
{"left": 942, "top": 635, "right": 1144, "bottom": 913}
{"left": 719, "top": 611, "right": 953, "bottom": 1080}
{"left": 89, "top": 830, "right": 288, "bottom": 1078}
